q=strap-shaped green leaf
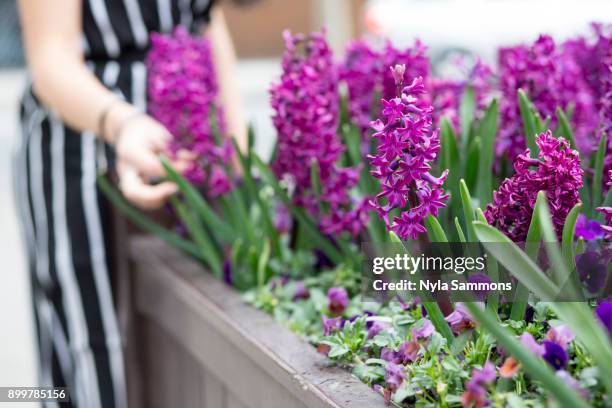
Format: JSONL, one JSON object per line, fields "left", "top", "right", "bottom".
{"left": 97, "top": 175, "right": 205, "bottom": 263}
{"left": 160, "top": 155, "right": 235, "bottom": 242}
{"left": 518, "top": 89, "right": 538, "bottom": 156}
{"left": 476, "top": 99, "right": 498, "bottom": 206}
{"left": 464, "top": 303, "right": 590, "bottom": 408}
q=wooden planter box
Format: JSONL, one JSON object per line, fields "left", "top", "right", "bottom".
{"left": 123, "top": 236, "right": 386, "bottom": 408}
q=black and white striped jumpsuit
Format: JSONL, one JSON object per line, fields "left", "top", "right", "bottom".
{"left": 14, "top": 0, "right": 214, "bottom": 406}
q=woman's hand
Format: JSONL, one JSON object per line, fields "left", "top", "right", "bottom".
{"left": 114, "top": 114, "right": 191, "bottom": 209}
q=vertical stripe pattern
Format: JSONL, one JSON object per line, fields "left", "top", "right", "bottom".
{"left": 14, "top": 1, "right": 215, "bottom": 407}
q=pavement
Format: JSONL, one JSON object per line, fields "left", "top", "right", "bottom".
{"left": 0, "top": 59, "right": 277, "bottom": 406}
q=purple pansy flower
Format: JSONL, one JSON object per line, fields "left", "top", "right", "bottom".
{"left": 412, "top": 318, "right": 435, "bottom": 340}
{"left": 519, "top": 332, "right": 544, "bottom": 356}
{"left": 556, "top": 370, "right": 589, "bottom": 400}
{"left": 445, "top": 303, "right": 476, "bottom": 334}
{"left": 577, "top": 251, "right": 608, "bottom": 293}
{"left": 384, "top": 363, "right": 405, "bottom": 392}
{"left": 398, "top": 340, "right": 420, "bottom": 364}
{"left": 321, "top": 315, "right": 343, "bottom": 336}
{"left": 461, "top": 362, "right": 496, "bottom": 408}
{"left": 595, "top": 301, "right": 612, "bottom": 334}
{"left": 327, "top": 287, "right": 349, "bottom": 316}
{"left": 542, "top": 340, "right": 569, "bottom": 370}
{"left": 575, "top": 214, "right": 604, "bottom": 241}
{"left": 367, "top": 320, "right": 388, "bottom": 339}
{"left": 546, "top": 325, "right": 574, "bottom": 349}
{"left": 293, "top": 281, "right": 310, "bottom": 300}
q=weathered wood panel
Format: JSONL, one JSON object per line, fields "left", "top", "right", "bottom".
{"left": 127, "top": 236, "right": 386, "bottom": 408}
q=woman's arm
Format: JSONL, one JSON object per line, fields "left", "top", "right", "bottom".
{"left": 207, "top": 7, "right": 247, "bottom": 150}
{"left": 18, "top": 0, "right": 186, "bottom": 208}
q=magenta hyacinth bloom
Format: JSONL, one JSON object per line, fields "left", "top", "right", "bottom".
{"left": 595, "top": 301, "right": 612, "bottom": 334}
{"left": 429, "top": 59, "right": 493, "bottom": 132}
{"left": 369, "top": 72, "right": 449, "bottom": 240}
{"left": 270, "top": 30, "right": 368, "bottom": 237}
{"left": 340, "top": 40, "right": 384, "bottom": 140}
{"left": 485, "top": 131, "right": 583, "bottom": 242}
{"left": 327, "top": 287, "right": 349, "bottom": 316}
{"left": 542, "top": 340, "right": 569, "bottom": 370}
{"left": 497, "top": 35, "right": 599, "bottom": 160}
{"left": 147, "top": 27, "right": 233, "bottom": 195}
{"left": 381, "top": 41, "right": 430, "bottom": 101}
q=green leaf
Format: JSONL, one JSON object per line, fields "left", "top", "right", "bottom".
{"left": 425, "top": 214, "right": 448, "bottom": 243}
{"left": 454, "top": 217, "right": 466, "bottom": 243}
{"left": 459, "top": 85, "right": 476, "bottom": 145}
{"left": 592, "top": 132, "right": 607, "bottom": 209}
{"left": 464, "top": 303, "right": 590, "bottom": 408}
{"left": 389, "top": 232, "right": 454, "bottom": 345}
{"left": 465, "top": 137, "right": 480, "bottom": 193}
{"left": 97, "top": 175, "right": 205, "bottom": 263}
{"left": 555, "top": 107, "right": 578, "bottom": 151}
{"left": 472, "top": 222, "right": 559, "bottom": 300}
{"left": 459, "top": 179, "right": 476, "bottom": 242}
{"left": 509, "top": 193, "right": 542, "bottom": 321}
{"left": 518, "top": 89, "right": 538, "bottom": 156}
{"left": 561, "top": 204, "right": 581, "bottom": 274}
{"left": 252, "top": 153, "right": 343, "bottom": 264}
{"left": 170, "top": 196, "right": 222, "bottom": 277}
{"left": 476, "top": 99, "right": 498, "bottom": 206}
{"left": 160, "top": 155, "right": 235, "bottom": 242}
{"left": 230, "top": 138, "right": 280, "bottom": 256}
{"left": 257, "top": 239, "right": 271, "bottom": 288}
{"left": 532, "top": 192, "right": 581, "bottom": 296}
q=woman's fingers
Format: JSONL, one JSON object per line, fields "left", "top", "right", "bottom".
{"left": 119, "top": 167, "right": 178, "bottom": 209}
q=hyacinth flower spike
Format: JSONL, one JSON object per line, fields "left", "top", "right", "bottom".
{"left": 368, "top": 64, "right": 449, "bottom": 241}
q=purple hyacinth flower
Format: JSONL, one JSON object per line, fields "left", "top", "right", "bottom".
{"left": 368, "top": 75, "right": 449, "bottom": 240}
{"left": 271, "top": 30, "right": 368, "bottom": 237}
{"left": 412, "top": 318, "right": 435, "bottom": 340}
{"left": 384, "top": 363, "right": 405, "bottom": 392}
{"left": 575, "top": 214, "right": 604, "bottom": 241}
{"left": 519, "top": 332, "right": 544, "bottom": 356}
{"left": 542, "top": 340, "right": 569, "bottom": 370}
{"left": 327, "top": 287, "right": 349, "bottom": 316}
{"left": 485, "top": 131, "right": 583, "bottom": 242}
{"left": 321, "top": 315, "right": 343, "bottom": 336}
{"left": 146, "top": 27, "right": 232, "bottom": 194}
{"left": 595, "top": 301, "right": 612, "bottom": 334}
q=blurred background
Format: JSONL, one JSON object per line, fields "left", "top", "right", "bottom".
{"left": 0, "top": 0, "right": 609, "bottom": 402}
